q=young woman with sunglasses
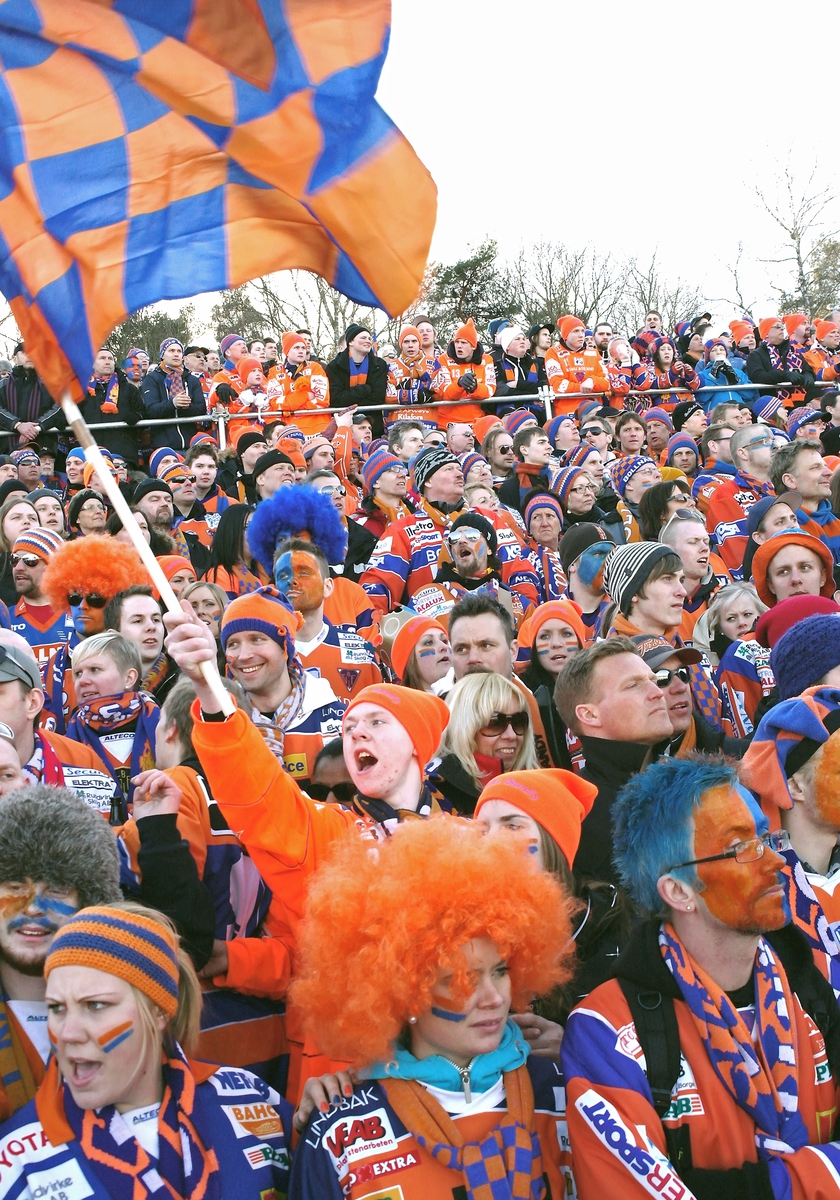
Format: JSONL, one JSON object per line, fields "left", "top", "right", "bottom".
{"left": 429, "top": 673, "right": 537, "bottom": 815}
{"left": 0, "top": 496, "right": 38, "bottom": 606}
{"left": 637, "top": 477, "right": 696, "bottom": 542}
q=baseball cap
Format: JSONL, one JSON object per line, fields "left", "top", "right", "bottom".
{"left": 631, "top": 634, "right": 702, "bottom": 671}
{"left": 0, "top": 642, "right": 41, "bottom": 691}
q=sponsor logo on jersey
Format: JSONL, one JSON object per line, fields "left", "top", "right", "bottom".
{"left": 322, "top": 1107, "right": 399, "bottom": 1178}
{"left": 207, "top": 1069, "right": 271, "bottom": 1099}
{"left": 24, "top": 1159, "right": 94, "bottom": 1200}
{"left": 662, "top": 1055, "right": 705, "bottom": 1120}
{"left": 577, "top": 1088, "right": 686, "bottom": 1198}
{"left": 244, "top": 1143, "right": 290, "bottom": 1170}
{"left": 222, "top": 1101, "right": 284, "bottom": 1141}
{"left": 283, "top": 753, "right": 308, "bottom": 778}
{"left": 350, "top": 1151, "right": 418, "bottom": 1186}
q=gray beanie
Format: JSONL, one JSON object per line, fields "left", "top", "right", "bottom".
{"left": 412, "top": 446, "right": 460, "bottom": 494}
{"left": 602, "top": 542, "right": 674, "bottom": 617}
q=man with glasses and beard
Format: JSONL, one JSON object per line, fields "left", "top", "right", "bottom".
{"left": 706, "top": 423, "right": 777, "bottom": 578}
{"left": 8, "top": 529, "right": 73, "bottom": 675}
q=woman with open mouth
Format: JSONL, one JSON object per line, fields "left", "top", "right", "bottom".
{"left": 0, "top": 902, "right": 293, "bottom": 1197}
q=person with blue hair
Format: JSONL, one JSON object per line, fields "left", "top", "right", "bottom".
{"left": 561, "top": 753, "right": 840, "bottom": 1200}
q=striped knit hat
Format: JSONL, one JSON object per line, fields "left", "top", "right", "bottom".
{"left": 741, "top": 687, "right": 840, "bottom": 821}
{"left": 279, "top": 425, "right": 306, "bottom": 445}
{"left": 45, "top": 906, "right": 180, "bottom": 1018}
{"left": 459, "top": 452, "right": 489, "bottom": 481}
{"left": 787, "top": 406, "right": 824, "bottom": 437}
{"left": 552, "top": 466, "right": 587, "bottom": 508}
{"left": 503, "top": 409, "right": 538, "bottom": 435}
{"left": 544, "top": 415, "right": 575, "bottom": 447}
{"left": 159, "top": 461, "right": 192, "bottom": 489}
{"left": 603, "top": 542, "right": 673, "bottom": 616}
{"left": 753, "top": 392, "right": 784, "bottom": 422}
{"left": 563, "top": 442, "right": 601, "bottom": 471}
{"left": 302, "top": 435, "right": 332, "bottom": 462}
{"left": 607, "top": 454, "right": 658, "bottom": 498}
{"left": 362, "top": 447, "right": 404, "bottom": 494}
{"left": 523, "top": 491, "right": 564, "bottom": 530}
{"left": 149, "top": 447, "right": 183, "bottom": 477}
{"left": 642, "top": 407, "right": 674, "bottom": 431}
{"left": 189, "top": 432, "right": 217, "bottom": 449}
{"left": 664, "top": 432, "right": 699, "bottom": 466}
{"left": 220, "top": 585, "right": 303, "bottom": 653}
{"left": 11, "top": 448, "right": 39, "bottom": 466}
{"left": 13, "top": 528, "right": 63, "bottom": 561}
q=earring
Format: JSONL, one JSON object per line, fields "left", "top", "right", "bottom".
{"left": 686, "top": 904, "right": 693, "bottom": 912}
{"left": 408, "top": 1016, "right": 417, "bottom": 1025}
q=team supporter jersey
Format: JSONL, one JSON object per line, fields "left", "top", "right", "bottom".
{"left": 692, "top": 459, "right": 738, "bottom": 514}
{"left": 804, "top": 343, "right": 840, "bottom": 382}
{"left": 797, "top": 500, "right": 840, "bottom": 566}
{"left": 324, "top": 576, "right": 378, "bottom": 640}
{"left": 249, "top": 672, "right": 346, "bottom": 785}
{"left": 705, "top": 470, "right": 774, "bottom": 579}
{"left": 430, "top": 352, "right": 496, "bottom": 424}
{"left": 544, "top": 345, "right": 611, "bottom": 414}
{"left": 361, "top": 500, "right": 451, "bottom": 613}
{"left": 561, "top": 946, "right": 840, "bottom": 1200}
{"left": 296, "top": 620, "right": 382, "bottom": 705}
{"left": 289, "top": 1057, "right": 571, "bottom": 1200}
{"left": 265, "top": 360, "right": 331, "bottom": 434}
{"left": 386, "top": 352, "right": 439, "bottom": 428}
{"left": 9, "top": 600, "right": 74, "bottom": 678}
{"left": 716, "top": 636, "right": 775, "bottom": 738}
{"left": 22, "top": 730, "right": 119, "bottom": 814}
{"left": 198, "top": 483, "right": 232, "bottom": 533}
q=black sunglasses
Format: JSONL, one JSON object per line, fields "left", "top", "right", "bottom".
{"left": 67, "top": 592, "right": 108, "bottom": 608}
{"left": 306, "top": 781, "right": 355, "bottom": 804}
{"left": 654, "top": 666, "right": 692, "bottom": 688}
{"left": 481, "top": 711, "right": 530, "bottom": 736}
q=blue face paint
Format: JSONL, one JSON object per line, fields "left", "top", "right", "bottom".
{"left": 417, "top": 649, "right": 437, "bottom": 659}
{"left": 7, "top": 915, "right": 56, "bottom": 934}
{"left": 70, "top": 604, "right": 85, "bottom": 636}
{"left": 274, "top": 552, "right": 293, "bottom": 595}
{"left": 431, "top": 1006, "right": 468, "bottom": 1022}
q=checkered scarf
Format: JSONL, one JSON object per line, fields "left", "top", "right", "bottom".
{"left": 382, "top": 1066, "right": 543, "bottom": 1200}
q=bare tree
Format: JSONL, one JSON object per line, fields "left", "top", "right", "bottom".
{"left": 512, "top": 242, "right": 627, "bottom": 329}
{"left": 755, "top": 163, "right": 839, "bottom": 317}
{"left": 710, "top": 242, "right": 758, "bottom": 321}
{"left": 612, "top": 253, "right": 708, "bottom": 337}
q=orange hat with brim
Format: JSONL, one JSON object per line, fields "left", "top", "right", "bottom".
{"left": 475, "top": 769, "right": 597, "bottom": 866}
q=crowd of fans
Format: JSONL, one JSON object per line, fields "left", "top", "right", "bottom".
{"left": 0, "top": 305, "right": 838, "bottom": 1197}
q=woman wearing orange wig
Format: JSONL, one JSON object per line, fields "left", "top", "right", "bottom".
{"left": 288, "top": 817, "right": 577, "bottom": 1200}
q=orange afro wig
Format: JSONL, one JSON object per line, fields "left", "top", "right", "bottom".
{"left": 42, "top": 535, "right": 150, "bottom": 612}
{"left": 290, "top": 817, "right": 576, "bottom": 1068}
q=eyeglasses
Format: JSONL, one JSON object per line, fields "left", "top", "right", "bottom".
{"left": 497, "top": 443, "right": 515, "bottom": 454}
{"left": 480, "top": 711, "right": 530, "bottom": 736}
{"left": 170, "top": 475, "right": 197, "bottom": 486}
{"left": 670, "top": 829, "right": 790, "bottom": 871}
{"left": 447, "top": 528, "right": 484, "bottom": 546}
{"left": 317, "top": 485, "right": 346, "bottom": 498}
{"left": 306, "top": 781, "right": 355, "bottom": 804}
{"left": 653, "top": 666, "right": 692, "bottom": 688}
{"left": 568, "top": 482, "right": 596, "bottom": 494}
{"left": 10, "top": 553, "right": 41, "bottom": 568}
{"left": 79, "top": 501, "right": 106, "bottom": 514}
{"left": 425, "top": 438, "right": 446, "bottom": 448}
{"left": 67, "top": 592, "right": 108, "bottom": 608}
{"left": 745, "top": 436, "right": 774, "bottom": 449}
{"left": 660, "top": 508, "right": 703, "bottom": 537}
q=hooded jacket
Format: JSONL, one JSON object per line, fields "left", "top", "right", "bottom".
{"left": 141, "top": 366, "right": 207, "bottom": 450}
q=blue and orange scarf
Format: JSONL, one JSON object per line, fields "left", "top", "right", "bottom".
{"left": 161, "top": 360, "right": 188, "bottom": 405}
{"left": 765, "top": 341, "right": 804, "bottom": 404}
{"left": 349, "top": 355, "right": 369, "bottom": 386}
{"left": 88, "top": 371, "right": 119, "bottom": 414}
{"left": 65, "top": 691, "right": 159, "bottom": 808}
{"left": 660, "top": 922, "right": 808, "bottom": 1158}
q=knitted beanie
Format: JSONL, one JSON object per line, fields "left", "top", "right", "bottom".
{"left": 672, "top": 401, "right": 703, "bottom": 432}
{"left": 158, "top": 337, "right": 183, "bottom": 358}
{"left": 149, "top": 447, "right": 182, "bottom": 477}
{"left": 279, "top": 425, "right": 306, "bottom": 445}
{"left": 753, "top": 392, "right": 784, "bottom": 422}
{"left": 544, "top": 415, "right": 575, "bottom": 447}
{"left": 815, "top": 320, "right": 839, "bottom": 343}
{"left": 412, "top": 446, "right": 460, "bottom": 494}
{"left": 253, "top": 450, "right": 294, "bottom": 481}
{"left": 498, "top": 326, "right": 525, "bottom": 353}
{"left": 786, "top": 406, "right": 823, "bottom": 436}
{"left": 459, "top": 452, "right": 488, "bottom": 481}
{"left": 159, "top": 461, "right": 192, "bottom": 490}
{"left": 235, "top": 430, "right": 268, "bottom": 460}
{"left": 475, "top": 769, "right": 597, "bottom": 866}
{"left": 552, "top": 466, "right": 587, "bottom": 508}
{"left": 11, "top": 448, "right": 39, "bottom": 466}
{"left": 132, "top": 477, "right": 172, "bottom": 505}
{"left": 643, "top": 407, "right": 674, "bottom": 431}
{"left": 220, "top": 586, "right": 303, "bottom": 652}
{"left": 236, "top": 356, "right": 262, "bottom": 385}
{"left": 528, "top": 599, "right": 587, "bottom": 649}
{"left": 703, "top": 338, "right": 728, "bottom": 364}
{"left": 453, "top": 317, "right": 478, "bottom": 348}
{"left": 751, "top": 531, "right": 835, "bottom": 608}
{"left": 45, "top": 906, "right": 180, "bottom": 1018}
{"left": 606, "top": 454, "right": 657, "bottom": 498}
{"left": 362, "top": 448, "right": 403, "bottom": 494}
{"left": 156, "top": 556, "right": 196, "bottom": 584}
{"left": 632, "top": 330, "right": 658, "bottom": 360}
{"left": 189, "top": 432, "right": 217, "bottom": 449}
{"left": 398, "top": 324, "right": 420, "bottom": 348}
{"left": 281, "top": 331, "right": 307, "bottom": 358}
{"left": 474, "top": 415, "right": 503, "bottom": 447}
{"left": 558, "top": 315, "right": 584, "bottom": 343}
{"left": 603, "top": 542, "right": 673, "bottom": 616}
{"left": 730, "top": 319, "right": 754, "bottom": 345}
{"left": 503, "top": 409, "right": 538, "bottom": 436}
{"left": 756, "top": 595, "right": 840, "bottom": 648}
{"left": 783, "top": 313, "right": 807, "bottom": 338}
{"left": 562, "top": 442, "right": 600, "bottom": 471}
{"left": 343, "top": 322, "right": 371, "bottom": 347}
{"left": 741, "top": 688, "right": 840, "bottom": 819}
{"left": 12, "top": 528, "right": 63, "bottom": 561}
{"left": 558, "top": 523, "right": 609, "bottom": 575}
{"left": 449, "top": 510, "right": 497, "bottom": 557}
{"left": 220, "top": 333, "right": 245, "bottom": 358}
{"left": 523, "top": 491, "right": 564, "bottom": 531}
{"left": 664, "top": 432, "right": 699, "bottom": 465}
{"left": 390, "top": 616, "right": 446, "bottom": 681}
{"left": 67, "top": 488, "right": 106, "bottom": 529}
{"left": 302, "top": 435, "right": 332, "bottom": 462}
{"left": 758, "top": 317, "right": 781, "bottom": 342}
{"left": 771, "top": 612, "right": 840, "bottom": 699}
{"left": 343, "top": 683, "right": 450, "bottom": 771}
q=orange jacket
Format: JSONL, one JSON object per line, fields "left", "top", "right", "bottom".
{"left": 266, "top": 361, "right": 331, "bottom": 435}
{"left": 545, "top": 346, "right": 611, "bottom": 414}
{"left": 431, "top": 352, "right": 496, "bottom": 423}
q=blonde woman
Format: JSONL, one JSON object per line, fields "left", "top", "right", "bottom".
{"left": 692, "top": 581, "right": 768, "bottom": 666}
{"left": 429, "top": 672, "right": 537, "bottom": 814}
{"left": 0, "top": 901, "right": 293, "bottom": 1195}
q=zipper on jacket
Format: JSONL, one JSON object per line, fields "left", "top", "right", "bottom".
{"left": 441, "top": 1057, "right": 475, "bottom": 1103}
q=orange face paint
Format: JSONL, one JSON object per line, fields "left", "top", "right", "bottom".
{"left": 814, "top": 731, "right": 840, "bottom": 827}
{"left": 694, "top": 785, "right": 787, "bottom": 933}
{"left": 98, "top": 1020, "right": 134, "bottom": 1053}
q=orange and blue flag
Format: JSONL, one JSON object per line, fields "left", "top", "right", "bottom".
{"left": 0, "top": 0, "right": 436, "bottom": 398}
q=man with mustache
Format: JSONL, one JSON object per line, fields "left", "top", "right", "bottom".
{"left": 0, "top": 785, "right": 121, "bottom": 1119}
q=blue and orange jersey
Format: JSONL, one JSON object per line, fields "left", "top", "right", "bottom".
{"left": 705, "top": 472, "right": 774, "bottom": 579}
{"left": 265, "top": 361, "right": 331, "bottom": 435}
{"left": 290, "top": 1058, "right": 572, "bottom": 1200}
{"left": 199, "top": 484, "right": 233, "bottom": 533}
{"left": 249, "top": 673, "right": 346, "bottom": 785}
{"left": 361, "top": 500, "right": 451, "bottom": 614}
{"left": 804, "top": 344, "right": 840, "bottom": 382}
{"left": 716, "top": 636, "right": 775, "bottom": 738}
{"left": 692, "top": 459, "right": 737, "bottom": 515}
{"left": 544, "top": 346, "right": 611, "bottom": 414}
{"left": 386, "top": 352, "right": 439, "bottom": 428}
{"left": 324, "top": 576, "right": 379, "bottom": 641}
{"left": 631, "top": 361, "right": 701, "bottom": 411}
{"left": 296, "top": 619, "right": 383, "bottom": 705}
{"left": 10, "top": 599, "right": 75, "bottom": 679}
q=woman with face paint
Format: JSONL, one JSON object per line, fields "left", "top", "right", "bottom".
{"left": 1, "top": 902, "right": 293, "bottom": 1197}
{"left": 430, "top": 674, "right": 538, "bottom": 815}
{"left": 385, "top": 612, "right": 452, "bottom": 694}
{"left": 287, "top": 818, "right": 577, "bottom": 1199}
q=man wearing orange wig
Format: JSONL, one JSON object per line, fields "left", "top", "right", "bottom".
{"left": 40, "top": 535, "right": 149, "bottom": 734}
{"left": 288, "top": 817, "right": 576, "bottom": 1199}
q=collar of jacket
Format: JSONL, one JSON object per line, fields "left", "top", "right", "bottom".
{"left": 578, "top": 734, "right": 655, "bottom": 781}
{"left": 612, "top": 917, "right": 680, "bottom": 994}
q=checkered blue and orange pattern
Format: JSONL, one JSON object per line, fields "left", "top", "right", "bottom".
{"left": 0, "top": 1, "right": 436, "bottom": 398}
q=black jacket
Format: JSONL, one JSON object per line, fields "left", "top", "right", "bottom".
{"left": 576, "top": 736, "right": 656, "bottom": 884}
{"left": 0, "top": 366, "right": 63, "bottom": 452}
{"left": 745, "top": 341, "right": 815, "bottom": 394}
{"left": 427, "top": 754, "right": 483, "bottom": 816}
{"left": 342, "top": 517, "right": 378, "bottom": 583}
{"left": 325, "top": 349, "right": 389, "bottom": 436}
{"left": 77, "top": 369, "right": 145, "bottom": 464}
{"left": 141, "top": 367, "right": 207, "bottom": 450}
{"left": 491, "top": 348, "right": 541, "bottom": 398}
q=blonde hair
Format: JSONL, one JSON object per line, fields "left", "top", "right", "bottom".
{"left": 440, "top": 673, "right": 537, "bottom": 782}
{"left": 705, "top": 582, "right": 767, "bottom": 639}
{"left": 0, "top": 499, "right": 38, "bottom": 554}
{"left": 71, "top": 629, "right": 141, "bottom": 680}
{"left": 182, "top": 580, "right": 229, "bottom": 616}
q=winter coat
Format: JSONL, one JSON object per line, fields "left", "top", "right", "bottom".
{"left": 141, "top": 366, "right": 207, "bottom": 450}
{"left": 77, "top": 368, "right": 145, "bottom": 463}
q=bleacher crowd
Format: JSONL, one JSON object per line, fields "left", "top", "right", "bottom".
{"left": 0, "top": 306, "right": 837, "bottom": 1198}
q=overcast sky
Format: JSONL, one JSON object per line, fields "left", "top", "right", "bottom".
{"left": 376, "top": 0, "right": 840, "bottom": 326}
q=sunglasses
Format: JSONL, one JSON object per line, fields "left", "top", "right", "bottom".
{"left": 497, "top": 443, "right": 515, "bottom": 453}
{"left": 659, "top": 507, "right": 703, "bottom": 536}
{"left": 67, "top": 592, "right": 108, "bottom": 608}
{"left": 318, "top": 485, "right": 346, "bottom": 498}
{"left": 481, "top": 711, "right": 530, "bottom": 736}
{"left": 306, "top": 781, "right": 355, "bottom": 804}
{"left": 447, "top": 528, "right": 484, "bottom": 546}
{"left": 654, "top": 666, "right": 692, "bottom": 688}
{"left": 426, "top": 439, "right": 446, "bottom": 447}
{"left": 582, "top": 427, "right": 605, "bottom": 437}
{"left": 10, "top": 553, "right": 41, "bottom": 568}
{"left": 170, "top": 474, "right": 197, "bottom": 485}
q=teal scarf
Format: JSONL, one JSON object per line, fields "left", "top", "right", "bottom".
{"left": 366, "top": 1018, "right": 529, "bottom": 1095}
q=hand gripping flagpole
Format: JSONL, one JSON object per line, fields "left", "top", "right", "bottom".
{"left": 59, "top": 393, "right": 236, "bottom": 716}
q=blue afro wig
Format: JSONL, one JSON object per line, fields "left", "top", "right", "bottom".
{"left": 246, "top": 485, "right": 348, "bottom": 572}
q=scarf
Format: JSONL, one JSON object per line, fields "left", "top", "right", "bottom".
{"left": 0, "top": 981, "right": 43, "bottom": 1121}
{"left": 660, "top": 922, "right": 809, "bottom": 1158}
{"left": 142, "top": 651, "right": 170, "bottom": 694}
{"left": 736, "top": 469, "right": 775, "bottom": 498}
{"left": 674, "top": 717, "right": 698, "bottom": 758}
{"left": 765, "top": 341, "right": 804, "bottom": 403}
{"left": 65, "top": 691, "right": 159, "bottom": 806}
{"left": 250, "top": 656, "right": 306, "bottom": 760}
{"left": 53, "top": 1050, "right": 221, "bottom": 1200}
{"left": 44, "top": 644, "right": 73, "bottom": 735}
{"left": 616, "top": 498, "right": 641, "bottom": 543}
{"left": 88, "top": 372, "right": 119, "bottom": 414}
{"left": 4, "top": 368, "right": 43, "bottom": 425}
{"left": 781, "top": 846, "right": 840, "bottom": 1000}
{"left": 161, "top": 360, "right": 188, "bottom": 405}
{"left": 502, "top": 356, "right": 538, "bottom": 387}
{"left": 353, "top": 783, "right": 441, "bottom": 834}
{"left": 22, "top": 730, "right": 67, "bottom": 787}
{"left": 528, "top": 546, "right": 567, "bottom": 602}
{"left": 380, "top": 1063, "right": 542, "bottom": 1200}
{"left": 349, "top": 354, "right": 369, "bottom": 386}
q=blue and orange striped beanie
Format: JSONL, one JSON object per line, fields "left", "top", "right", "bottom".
{"left": 220, "top": 585, "right": 303, "bottom": 653}
{"left": 45, "top": 906, "right": 180, "bottom": 1017}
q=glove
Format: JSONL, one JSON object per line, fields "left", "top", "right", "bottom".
{"left": 213, "top": 384, "right": 237, "bottom": 405}
{"left": 787, "top": 371, "right": 804, "bottom": 388}
{"left": 418, "top": 387, "right": 436, "bottom": 402}
{"left": 721, "top": 364, "right": 738, "bottom": 383}
{"left": 397, "top": 377, "right": 414, "bottom": 390}
{"left": 672, "top": 361, "right": 686, "bottom": 378}
{"left": 459, "top": 371, "right": 478, "bottom": 394}
{"left": 351, "top": 383, "right": 371, "bottom": 398}
{"left": 709, "top": 361, "right": 723, "bottom": 377}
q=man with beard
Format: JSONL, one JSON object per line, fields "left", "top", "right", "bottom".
{"left": 276, "top": 540, "right": 381, "bottom": 705}
{"left": 0, "top": 785, "right": 121, "bottom": 1117}
{"left": 8, "top": 529, "right": 73, "bottom": 674}
{"left": 563, "top": 755, "right": 840, "bottom": 1199}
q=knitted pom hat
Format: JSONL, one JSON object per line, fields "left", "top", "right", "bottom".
{"left": 475, "top": 769, "right": 596, "bottom": 867}
{"left": 412, "top": 446, "right": 460, "bottom": 494}
{"left": 770, "top": 611, "right": 840, "bottom": 699}
{"left": 552, "top": 466, "right": 587, "bottom": 508}
{"left": 632, "top": 330, "right": 658, "bottom": 360}
{"left": 362, "top": 447, "right": 403, "bottom": 494}
{"left": 544, "top": 415, "right": 575, "bottom": 447}
{"left": 523, "top": 491, "right": 564, "bottom": 531}
{"left": 220, "top": 585, "right": 303, "bottom": 653}
{"left": 741, "top": 688, "right": 840, "bottom": 820}
{"left": 602, "top": 542, "right": 673, "bottom": 616}
{"left": 607, "top": 454, "right": 657, "bottom": 498}
{"left": 45, "top": 906, "right": 180, "bottom": 1018}
{"left": 562, "top": 442, "right": 600, "bottom": 471}
{"left": 664, "top": 432, "right": 699, "bottom": 465}
{"left": 343, "top": 683, "right": 450, "bottom": 772}
{"left": 390, "top": 616, "right": 447, "bottom": 681}
{"left": 503, "top": 409, "right": 538, "bottom": 436}
{"left": 220, "top": 333, "right": 245, "bottom": 358}
{"left": 12, "top": 528, "right": 63, "bottom": 561}
{"left": 643, "top": 407, "right": 674, "bottom": 431}
{"left": 149, "top": 447, "right": 182, "bottom": 478}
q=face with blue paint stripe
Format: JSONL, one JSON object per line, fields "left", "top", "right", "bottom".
{"left": 0, "top": 879, "right": 79, "bottom": 975}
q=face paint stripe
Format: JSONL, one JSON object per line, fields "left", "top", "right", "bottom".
{"left": 430, "top": 1006, "right": 468, "bottom": 1023}
{"left": 98, "top": 1021, "right": 134, "bottom": 1053}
